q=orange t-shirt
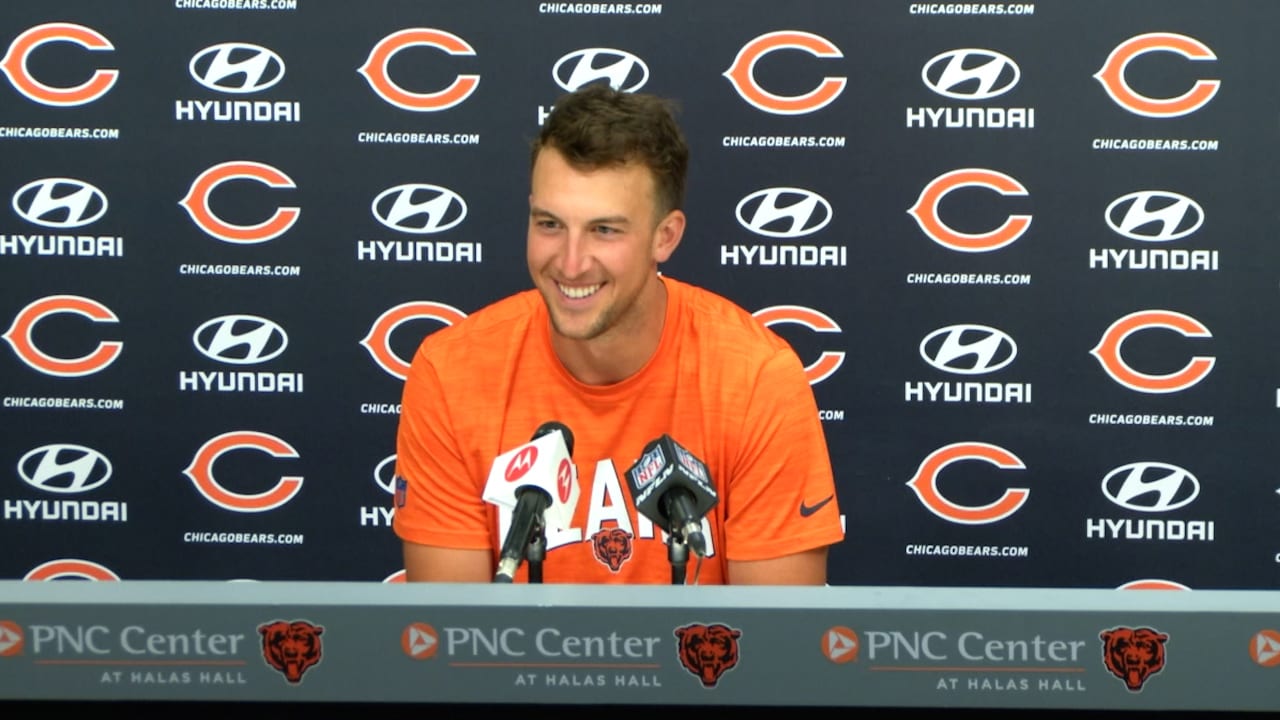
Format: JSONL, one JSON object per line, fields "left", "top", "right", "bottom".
{"left": 393, "top": 276, "right": 843, "bottom": 584}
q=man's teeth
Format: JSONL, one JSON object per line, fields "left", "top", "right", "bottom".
{"left": 560, "top": 283, "right": 601, "bottom": 299}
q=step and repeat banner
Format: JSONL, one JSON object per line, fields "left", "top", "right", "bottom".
{"left": 1, "top": 0, "right": 1277, "bottom": 588}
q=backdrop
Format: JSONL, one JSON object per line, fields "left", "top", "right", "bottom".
{"left": 2, "top": 0, "right": 1275, "bottom": 589}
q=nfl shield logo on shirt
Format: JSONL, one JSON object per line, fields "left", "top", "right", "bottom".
{"left": 394, "top": 475, "right": 408, "bottom": 508}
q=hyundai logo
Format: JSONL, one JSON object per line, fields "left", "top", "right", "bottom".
{"left": 735, "top": 187, "right": 832, "bottom": 238}
{"left": 1102, "top": 461, "right": 1199, "bottom": 512}
{"left": 375, "top": 454, "right": 397, "bottom": 494}
{"left": 18, "top": 444, "right": 112, "bottom": 494}
{"left": 372, "top": 183, "right": 467, "bottom": 234}
{"left": 193, "top": 314, "right": 288, "bottom": 365}
{"left": 1105, "top": 191, "right": 1203, "bottom": 242}
{"left": 553, "top": 48, "right": 648, "bottom": 92}
{"left": 12, "top": 178, "right": 107, "bottom": 228}
{"left": 922, "top": 48, "right": 1020, "bottom": 100}
{"left": 919, "top": 324, "right": 1016, "bottom": 375}
{"left": 189, "top": 42, "right": 284, "bottom": 94}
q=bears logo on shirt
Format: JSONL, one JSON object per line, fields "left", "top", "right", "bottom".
{"left": 591, "top": 527, "right": 633, "bottom": 572}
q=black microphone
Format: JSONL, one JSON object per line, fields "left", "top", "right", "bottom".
{"left": 486, "top": 421, "right": 577, "bottom": 583}
{"left": 624, "top": 434, "right": 718, "bottom": 557}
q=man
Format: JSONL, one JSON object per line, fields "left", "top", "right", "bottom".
{"left": 392, "top": 84, "right": 843, "bottom": 584}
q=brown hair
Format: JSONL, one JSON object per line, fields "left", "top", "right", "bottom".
{"left": 532, "top": 84, "right": 688, "bottom": 217}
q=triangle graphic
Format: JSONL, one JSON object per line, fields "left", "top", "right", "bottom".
{"left": 0, "top": 626, "right": 20, "bottom": 652}
{"left": 827, "top": 630, "right": 855, "bottom": 659}
{"left": 1255, "top": 633, "right": 1280, "bottom": 664}
{"left": 409, "top": 628, "right": 437, "bottom": 656}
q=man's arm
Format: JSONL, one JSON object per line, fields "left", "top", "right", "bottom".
{"left": 719, "top": 345, "right": 843, "bottom": 584}
{"left": 403, "top": 541, "right": 493, "bottom": 582}
{"left": 727, "top": 546, "right": 828, "bottom": 585}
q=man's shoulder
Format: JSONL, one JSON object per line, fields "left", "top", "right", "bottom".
{"left": 419, "top": 289, "right": 541, "bottom": 357}
{"left": 672, "top": 278, "right": 791, "bottom": 354}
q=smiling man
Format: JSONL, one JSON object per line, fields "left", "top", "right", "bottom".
{"left": 392, "top": 84, "right": 843, "bottom": 585}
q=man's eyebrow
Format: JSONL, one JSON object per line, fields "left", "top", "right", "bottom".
{"left": 529, "top": 207, "right": 631, "bottom": 226}
{"left": 588, "top": 215, "right": 630, "bottom": 226}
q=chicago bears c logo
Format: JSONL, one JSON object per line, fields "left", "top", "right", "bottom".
{"left": 2, "top": 23, "right": 117, "bottom": 106}
{"left": 259, "top": 619, "right": 324, "bottom": 684}
{"left": 723, "top": 30, "right": 845, "bottom": 115}
{"left": 358, "top": 28, "right": 478, "bottom": 111}
{"left": 591, "top": 527, "right": 633, "bottom": 572}
{"left": 1093, "top": 33, "right": 1218, "bottom": 118}
{"left": 1100, "top": 626, "right": 1168, "bottom": 692}
{"left": 675, "top": 622, "right": 742, "bottom": 688}
{"left": 360, "top": 301, "right": 467, "bottom": 380}
{"left": 752, "top": 305, "right": 845, "bottom": 385}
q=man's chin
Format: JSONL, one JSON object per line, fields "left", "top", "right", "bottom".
{"left": 547, "top": 310, "right": 608, "bottom": 343}
{"left": 549, "top": 321, "right": 599, "bottom": 342}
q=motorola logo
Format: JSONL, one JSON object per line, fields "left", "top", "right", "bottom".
{"left": 189, "top": 42, "right": 284, "bottom": 94}
{"left": 1102, "top": 462, "right": 1199, "bottom": 512}
{"left": 193, "top": 315, "right": 288, "bottom": 365}
{"left": 735, "top": 188, "right": 832, "bottom": 238}
{"left": 12, "top": 178, "right": 107, "bottom": 228}
{"left": 1105, "top": 191, "right": 1203, "bottom": 242}
{"left": 553, "top": 48, "right": 648, "bottom": 92}
{"left": 372, "top": 184, "right": 467, "bottom": 234}
{"left": 919, "top": 324, "right": 1016, "bottom": 375}
{"left": 18, "top": 444, "right": 112, "bottom": 494}
{"left": 921, "top": 48, "right": 1020, "bottom": 100}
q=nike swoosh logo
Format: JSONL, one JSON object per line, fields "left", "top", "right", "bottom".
{"left": 799, "top": 495, "right": 834, "bottom": 517}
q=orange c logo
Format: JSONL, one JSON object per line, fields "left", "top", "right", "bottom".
{"left": 723, "top": 30, "right": 845, "bottom": 115}
{"left": 908, "top": 168, "right": 1031, "bottom": 253}
{"left": 24, "top": 558, "right": 120, "bottom": 581}
{"left": 907, "top": 442, "right": 1028, "bottom": 524}
{"left": 179, "top": 161, "right": 299, "bottom": 244}
{"left": 3, "top": 295, "right": 122, "bottom": 377}
{"left": 358, "top": 28, "right": 479, "bottom": 112}
{"left": 753, "top": 305, "right": 845, "bottom": 384}
{"left": 1094, "top": 32, "right": 1219, "bottom": 118}
{"left": 1, "top": 22, "right": 117, "bottom": 107}
{"left": 1090, "top": 310, "right": 1214, "bottom": 394}
{"left": 360, "top": 301, "right": 467, "bottom": 380}
{"left": 183, "top": 431, "right": 303, "bottom": 512}
{"left": 1117, "top": 579, "right": 1190, "bottom": 591}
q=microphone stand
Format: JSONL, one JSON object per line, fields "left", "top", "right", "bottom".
{"left": 667, "top": 533, "right": 689, "bottom": 585}
{"left": 526, "top": 519, "right": 546, "bottom": 584}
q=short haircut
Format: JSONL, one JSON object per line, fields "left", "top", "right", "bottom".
{"left": 532, "top": 83, "right": 688, "bottom": 217}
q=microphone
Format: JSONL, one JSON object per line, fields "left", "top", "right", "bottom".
{"left": 482, "top": 421, "right": 579, "bottom": 583}
{"left": 624, "top": 434, "right": 718, "bottom": 557}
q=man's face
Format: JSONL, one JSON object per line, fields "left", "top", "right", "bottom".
{"left": 527, "top": 147, "right": 680, "bottom": 344}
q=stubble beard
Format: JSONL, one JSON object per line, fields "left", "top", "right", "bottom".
{"left": 547, "top": 294, "right": 617, "bottom": 342}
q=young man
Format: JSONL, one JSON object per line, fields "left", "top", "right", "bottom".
{"left": 392, "top": 84, "right": 843, "bottom": 584}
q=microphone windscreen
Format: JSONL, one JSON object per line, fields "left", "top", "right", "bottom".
{"left": 533, "top": 420, "right": 574, "bottom": 456}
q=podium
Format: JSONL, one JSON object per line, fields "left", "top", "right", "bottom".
{"left": 0, "top": 581, "right": 1277, "bottom": 712}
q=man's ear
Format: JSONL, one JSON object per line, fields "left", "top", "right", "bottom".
{"left": 652, "top": 208, "right": 685, "bottom": 263}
